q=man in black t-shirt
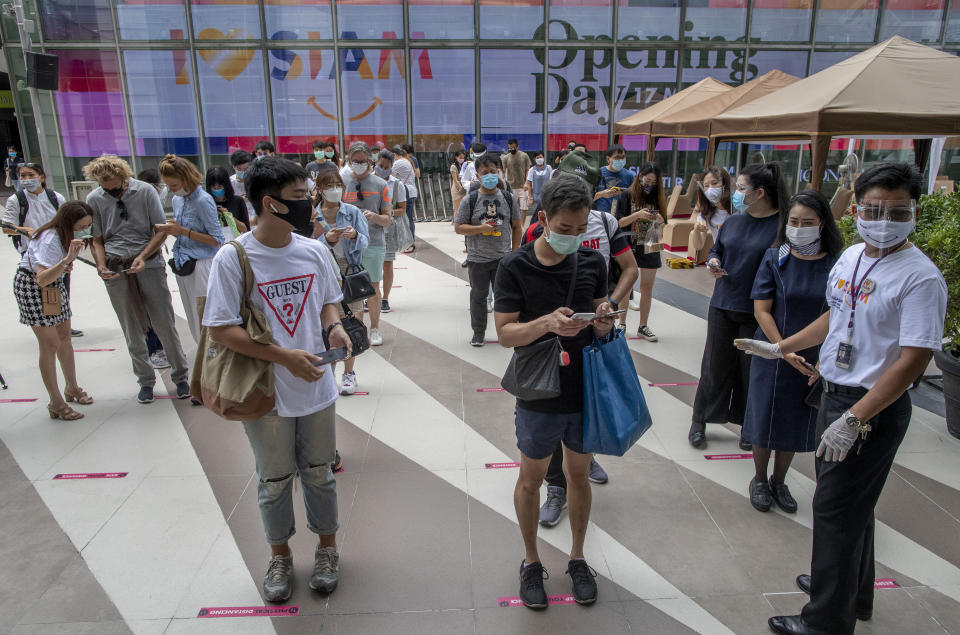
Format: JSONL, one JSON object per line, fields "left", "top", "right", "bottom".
{"left": 494, "top": 175, "right": 616, "bottom": 610}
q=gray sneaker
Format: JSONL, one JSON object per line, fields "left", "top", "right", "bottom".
{"left": 262, "top": 555, "right": 293, "bottom": 603}
{"left": 539, "top": 485, "right": 567, "bottom": 527}
{"left": 149, "top": 351, "right": 170, "bottom": 369}
{"left": 309, "top": 545, "right": 339, "bottom": 593}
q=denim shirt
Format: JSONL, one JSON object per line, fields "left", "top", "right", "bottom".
{"left": 316, "top": 201, "right": 369, "bottom": 265}
{"left": 172, "top": 186, "right": 224, "bottom": 266}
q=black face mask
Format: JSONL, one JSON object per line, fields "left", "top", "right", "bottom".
{"left": 105, "top": 186, "right": 124, "bottom": 198}
{"left": 509, "top": 148, "right": 517, "bottom": 154}
{"left": 271, "top": 198, "right": 314, "bottom": 236}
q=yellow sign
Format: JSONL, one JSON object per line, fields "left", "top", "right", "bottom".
{"left": 0, "top": 91, "right": 13, "bottom": 109}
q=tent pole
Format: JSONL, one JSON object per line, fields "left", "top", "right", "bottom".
{"left": 811, "top": 135, "right": 831, "bottom": 191}
{"left": 646, "top": 136, "right": 656, "bottom": 163}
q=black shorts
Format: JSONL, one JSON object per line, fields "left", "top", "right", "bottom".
{"left": 634, "top": 246, "right": 662, "bottom": 269}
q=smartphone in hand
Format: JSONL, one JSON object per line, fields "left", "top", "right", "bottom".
{"left": 312, "top": 347, "right": 349, "bottom": 366}
{"left": 570, "top": 309, "right": 628, "bottom": 321}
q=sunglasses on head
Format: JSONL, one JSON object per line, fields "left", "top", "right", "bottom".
{"left": 355, "top": 182, "right": 364, "bottom": 201}
{"left": 117, "top": 199, "right": 128, "bottom": 221}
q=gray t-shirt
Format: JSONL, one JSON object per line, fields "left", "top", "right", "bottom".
{"left": 341, "top": 171, "right": 391, "bottom": 247}
{"left": 455, "top": 188, "right": 520, "bottom": 263}
{"left": 87, "top": 178, "right": 165, "bottom": 268}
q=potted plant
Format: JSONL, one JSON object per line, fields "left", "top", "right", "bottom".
{"left": 838, "top": 192, "right": 960, "bottom": 437}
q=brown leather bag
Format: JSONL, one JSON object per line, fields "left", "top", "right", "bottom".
{"left": 190, "top": 240, "right": 275, "bottom": 420}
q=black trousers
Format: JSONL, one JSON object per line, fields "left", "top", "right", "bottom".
{"left": 545, "top": 445, "right": 565, "bottom": 489}
{"left": 467, "top": 259, "right": 499, "bottom": 338}
{"left": 801, "top": 382, "right": 911, "bottom": 633}
{"left": 691, "top": 306, "right": 757, "bottom": 426}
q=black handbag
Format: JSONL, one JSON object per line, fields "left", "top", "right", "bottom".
{"left": 324, "top": 301, "right": 369, "bottom": 357}
{"left": 341, "top": 263, "right": 375, "bottom": 304}
{"left": 168, "top": 257, "right": 197, "bottom": 277}
{"left": 501, "top": 253, "right": 578, "bottom": 400}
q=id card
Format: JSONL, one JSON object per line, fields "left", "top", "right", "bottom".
{"left": 835, "top": 342, "right": 854, "bottom": 369}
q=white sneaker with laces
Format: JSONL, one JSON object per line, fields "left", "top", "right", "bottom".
{"left": 370, "top": 327, "right": 383, "bottom": 346}
{"left": 628, "top": 298, "right": 641, "bottom": 311}
{"left": 340, "top": 371, "right": 357, "bottom": 395}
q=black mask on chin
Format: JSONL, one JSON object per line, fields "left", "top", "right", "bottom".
{"left": 270, "top": 198, "right": 315, "bottom": 236}
{"left": 105, "top": 186, "right": 124, "bottom": 198}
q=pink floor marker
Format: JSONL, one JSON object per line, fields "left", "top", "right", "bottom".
{"left": 197, "top": 605, "right": 300, "bottom": 618}
{"left": 0, "top": 398, "right": 38, "bottom": 403}
{"left": 74, "top": 348, "right": 116, "bottom": 352}
{"left": 54, "top": 472, "right": 128, "bottom": 480}
{"left": 485, "top": 462, "right": 520, "bottom": 469}
{"left": 342, "top": 391, "right": 370, "bottom": 396}
{"left": 704, "top": 453, "right": 753, "bottom": 460}
{"left": 392, "top": 285, "right": 403, "bottom": 288}
{"left": 484, "top": 339, "right": 499, "bottom": 344}
{"left": 498, "top": 595, "right": 577, "bottom": 608}
{"left": 476, "top": 388, "right": 505, "bottom": 393}
{"left": 649, "top": 382, "right": 699, "bottom": 387}
{"left": 875, "top": 579, "right": 900, "bottom": 589}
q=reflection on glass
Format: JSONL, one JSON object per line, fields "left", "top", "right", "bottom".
{"left": 750, "top": 50, "right": 810, "bottom": 78}
{"left": 117, "top": 0, "right": 187, "bottom": 40}
{"left": 412, "top": 49, "right": 474, "bottom": 152}
{"left": 815, "top": 0, "right": 879, "bottom": 43}
{"left": 196, "top": 49, "right": 269, "bottom": 155}
{"left": 339, "top": 47, "right": 407, "bottom": 142}
{"left": 269, "top": 49, "right": 338, "bottom": 154}
{"left": 38, "top": 0, "right": 114, "bottom": 40}
{"left": 480, "top": 49, "right": 543, "bottom": 151}
{"left": 619, "top": 0, "right": 681, "bottom": 40}
{"left": 338, "top": 0, "right": 403, "bottom": 39}
{"left": 265, "top": 0, "right": 333, "bottom": 40}
{"left": 409, "top": 0, "right": 473, "bottom": 39}
{"left": 192, "top": 0, "right": 261, "bottom": 40}
{"left": 684, "top": 0, "right": 748, "bottom": 41}
{"left": 124, "top": 51, "right": 199, "bottom": 157}
{"left": 480, "top": 0, "right": 544, "bottom": 39}
{"left": 546, "top": 49, "right": 611, "bottom": 151}
{"left": 946, "top": 8, "right": 960, "bottom": 41}
{"left": 880, "top": 0, "right": 946, "bottom": 42}
{"left": 614, "top": 47, "right": 680, "bottom": 127}
{"left": 50, "top": 50, "right": 130, "bottom": 157}
{"left": 810, "top": 50, "right": 859, "bottom": 74}
{"left": 750, "top": 0, "right": 813, "bottom": 42}
{"left": 549, "top": 0, "right": 612, "bottom": 40}
{"left": 680, "top": 49, "right": 747, "bottom": 85}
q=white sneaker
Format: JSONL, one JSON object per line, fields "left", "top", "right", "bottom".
{"left": 487, "top": 298, "right": 494, "bottom": 313}
{"left": 340, "top": 371, "right": 357, "bottom": 395}
{"left": 628, "top": 298, "right": 641, "bottom": 311}
{"left": 370, "top": 327, "right": 383, "bottom": 346}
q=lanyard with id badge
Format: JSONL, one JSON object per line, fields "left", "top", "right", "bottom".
{"left": 836, "top": 250, "right": 885, "bottom": 370}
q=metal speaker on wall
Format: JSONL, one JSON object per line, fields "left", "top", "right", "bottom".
{"left": 25, "top": 52, "right": 58, "bottom": 91}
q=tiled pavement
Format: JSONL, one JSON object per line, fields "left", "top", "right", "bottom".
{"left": 1, "top": 224, "right": 959, "bottom": 634}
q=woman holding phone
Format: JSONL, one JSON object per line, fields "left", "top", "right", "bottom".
{"left": 689, "top": 162, "right": 788, "bottom": 450}
{"left": 614, "top": 162, "right": 668, "bottom": 339}
{"left": 741, "top": 191, "right": 842, "bottom": 513}
{"left": 14, "top": 201, "right": 96, "bottom": 420}
{"left": 205, "top": 166, "right": 249, "bottom": 240}
{"left": 155, "top": 154, "right": 224, "bottom": 343}
{"left": 314, "top": 171, "right": 369, "bottom": 396}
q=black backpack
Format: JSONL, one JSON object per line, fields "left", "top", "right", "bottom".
{"left": 11, "top": 188, "right": 60, "bottom": 251}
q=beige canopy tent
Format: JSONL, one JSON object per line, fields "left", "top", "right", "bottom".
{"left": 706, "top": 36, "right": 960, "bottom": 190}
{"left": 614, "top": 78, "right": 731, "bottom": 152}
{"left": 649, "top": 70, "right": 800, "bottom": 156}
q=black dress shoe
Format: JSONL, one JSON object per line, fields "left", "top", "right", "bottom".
{"left": 739, "top": 437, "right": 753, "bottom": 451}
{"left": 795, "top": 575, "right": 871, "bottom": 621}
{"left": 688, "top": 423, "right": 706, "bottom": 448}
{"left": 768, "top": 615, "right": 837, "bottom": 635}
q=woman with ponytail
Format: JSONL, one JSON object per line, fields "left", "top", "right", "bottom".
{"left": 155, "top": 154, "right": 224, "bottom": 343}
{"left": 689, "top": 162, "right": 787, "bottom": 450}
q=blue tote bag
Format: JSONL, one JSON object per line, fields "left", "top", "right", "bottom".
{"left": 582, "top": 329, "right": 652, "bottom": 456}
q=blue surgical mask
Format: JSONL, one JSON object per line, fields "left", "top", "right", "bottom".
{"left": 211, "top": 186, "right": 226, "bottom": 198}
{"left": 544, "top": 223, "right": 584, "bottom": 256}
{"left": 235, "top": 170, "right": 245, "bottom": 179}
{"left": 74, "top": 227, "right": 92, "bottom": 240}
{"left": 611, "top": 159, "right": 626, "bottom": 171}
{"left": 480, "top": 173, "right": 499, "bottom": 190}
{"left": 324, "top": 150, "right": 335, "bottom": 159}
{"left": 731, "top": 190, "right": 750, "bottom": 213}
{"left": 7, "top": 151, "right": 15, "bottom": 158}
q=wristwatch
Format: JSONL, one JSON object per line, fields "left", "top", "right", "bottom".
{"left": 323, "top": 321, "right": 342, "bottom": 339}
{"left": 844, "top": 411, "right": 861, "bottom": 429}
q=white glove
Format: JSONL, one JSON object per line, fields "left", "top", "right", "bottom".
{"left": 733, "top": 338, "right": 783, "bottom": 359}
{"left": 816, "top": 413, "right": 859, "bottom": 462}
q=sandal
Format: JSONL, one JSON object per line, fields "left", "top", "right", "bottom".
{"left": 48, "top": 403, "right": 84, "bottom": 421}
{"left": 64, "top": 387, "right": 94, "bottom": 405}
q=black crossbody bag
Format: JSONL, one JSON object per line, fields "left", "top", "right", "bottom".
{"left": 501, "top": 253, "right": 579, "bottom": 400}
{"left": 324, "top": 301, "right": 370, "bottom": 357}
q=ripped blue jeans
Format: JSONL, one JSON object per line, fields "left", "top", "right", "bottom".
{"left": 242, "top": 404, "right": 338, "bottom": 545}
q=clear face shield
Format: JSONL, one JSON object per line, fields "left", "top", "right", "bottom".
{"left": 855, "top": 200, "right": 917, "bottom": 254}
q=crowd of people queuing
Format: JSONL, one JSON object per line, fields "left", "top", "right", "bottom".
{"left": 1, "top": 132, "right": 947, "bottom": 634}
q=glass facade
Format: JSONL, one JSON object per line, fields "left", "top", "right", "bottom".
{"left": 3, "top": 0, "right": 958, "bottom": 199}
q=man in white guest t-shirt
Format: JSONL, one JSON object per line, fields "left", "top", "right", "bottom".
{"left": 735, "top": 163, "right": 947, "bottom": 635}
{"left": 203, "top": 157, "right": 353, "bottom": 604}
